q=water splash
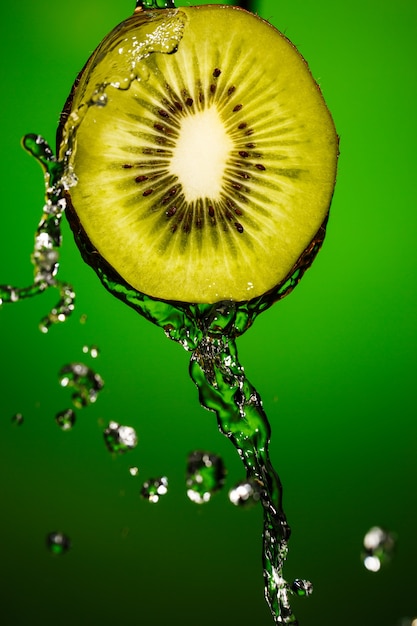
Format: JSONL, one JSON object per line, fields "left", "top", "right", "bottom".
{"left": 2, "top": 6, "right": 332, "bottom": 623}
{"left": 0, "top": 135, "right": 75, "bottom": 330}
{"left": 55, "top": 408, "right": 76, "bottom": 431}
{"left": 58, "top": 9, "right": 187, "bottom": 173}
{"left": 103, "top": 421, "right": 138, "bottom": 454}
{"left": 186, "top": 451, "right": 226, "bottom": 504}
{"left": 58, "top": 362, "right": 104, "bottom": 408}
{"left": 141, "top": 476, "right": 168, "bottom": 503}
{"left": 46, "top": 531, "right": 71, "bottom": 555}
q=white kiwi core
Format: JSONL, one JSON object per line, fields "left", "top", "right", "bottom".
{"left": 169, "top": 107, "right": 233, "bottom": 203}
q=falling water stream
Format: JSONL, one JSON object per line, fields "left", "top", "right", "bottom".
{"left": 0, "top": 1, "right": 329, "bottom": 623}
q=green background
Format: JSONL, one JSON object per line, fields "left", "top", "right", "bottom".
{"left": 1, "top": 1, "right": 416, "bottom": 624}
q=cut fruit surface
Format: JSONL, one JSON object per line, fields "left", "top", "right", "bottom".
{"left": 59, "top": 5, "right": 338, "bottom": 304}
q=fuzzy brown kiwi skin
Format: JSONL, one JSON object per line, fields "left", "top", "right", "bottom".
{"left": 57, "top": 13, "right": 335, "bottom": 325}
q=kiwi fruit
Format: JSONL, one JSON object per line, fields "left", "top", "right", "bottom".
{"left": 58, "top": 4, "right": 338, "bottom": 305}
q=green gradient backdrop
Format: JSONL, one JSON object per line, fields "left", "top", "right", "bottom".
{"left": 1, "top": 1, "right": 416, "bottom": 625}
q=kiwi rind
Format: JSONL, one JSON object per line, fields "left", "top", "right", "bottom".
{"left": 65, "top": 193, "right": 328, "bottom": 329}
{"left": 58, "top": 5, "right": 338, "bottom": 307}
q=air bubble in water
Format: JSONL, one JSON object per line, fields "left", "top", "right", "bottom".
{"left": 186, "top": 451, "right": 226, "bottom": 504}
{"left": 141, "top": 477, "right": 168, "bottom": 503}
{"left": 362, "top": 526, "right": 396, "bottom": 572}
{"left": 229, "top": 479, "right": 261, "bottom": 507}
{"left": 290, "top": 579, "right": 313, "bottom": 597}
{"left": 55, "top": 408, "right": 76, "bottom": 431}
{"left": 11, "top": 413, "right": 24, "bottom": 426}
{"left": 46, "top": 531, "right": 71, "bottom": 555}
{"left": 103, "top": 421, "right": 138, "bottom": 454}
{"left": 59, "top": 362, "right": 104, "bottom": 408}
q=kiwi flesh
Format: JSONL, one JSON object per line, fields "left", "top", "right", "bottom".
{"left": 59, "top": 5, "right": 338, "bottom": 305}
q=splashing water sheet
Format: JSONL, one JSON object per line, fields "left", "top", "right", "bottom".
{"left": 0, "top": 1, "right": 339, "bottom": 625}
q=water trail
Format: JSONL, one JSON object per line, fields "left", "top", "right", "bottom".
{"left": 80, "top": 251, "right": 324, "bottom": 624}
{"left": 190, "top": 334, "right": 295, "bottom": 624}
{"left": 0, "top": 135, "right": 75, "bottom": 330}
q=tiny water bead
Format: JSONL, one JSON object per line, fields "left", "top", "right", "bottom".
{"left": 229, "top": 479, "right": 261, "bottom": 507}
{"left": 59, "top": 362, "right": 104, "bottom": 408}
{"left": 55, "top": 408, "right": 76, "bottom": 431}
{"left": 46, "top": 531, "right": 71, "bottom": 555}
{"left": 362, "top": 526, "right": 396, "bottom": 572}
{"left": 135, "top": 0, "right": 176, "bottom": 9}
{"left": 129, "top": 466, "right": 139, "bottom": 477}
{"left": 11, "top": 413, "right": 24, "bottom": 426}
{"left": 141, "top": 477, "right": 168, "bottom": 503}
{"left": 186, "top": 451, "right": 226, "bottom": 504}
{"left": 103, "top": 421, "right": 138, "bottom": 454}
{"left": 290, "top": 579, "right": 313, "bottom": 598}
{"left": 82, "top": 345, "right": 100, "bottom": 358}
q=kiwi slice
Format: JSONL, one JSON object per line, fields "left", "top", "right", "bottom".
{"left": 59, "top": 5, "right": 338, "bottom": 305}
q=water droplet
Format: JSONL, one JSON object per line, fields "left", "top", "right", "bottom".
{"left": 229, "top": 479, "right": 261, "bottom": 507}
{"left": 39, "top": 283, "right": 76, "bottom": 332}
{"left": 82, "top": 344, "right": 100, "bottom": 358}
{"left": 79, "top": 314, "right": 88, "bottom": 324}
{"left": 362, "top": 526, "right": 396, "bottom": 571}
{"left": 90, "top": 90, "right": 108, "bottom": 107}
{"left": 290, "top": 579, "right": 313, "bottom": 597}
{"left": 55, "top": 408, "right": 76, "bottom": 431}
{"left": 103, "top": 421, "right": 138, "bottom": 454}
{"left": 129, "top": 466, "right": 139, "bottom": 477}
{"left": 46, "top": 531, "right": 71, "bottom": 555}
{"left": 58, "top": 362, "right": 104, "bottom": 408}
{"left": 186, "top": 451, "right": 226, "bottom": 504}
{"left": 11, "top": 413, "right": 24, "bottom": 426}
{"left": 141, "top": 476, "right": 168, "bottom": 503}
